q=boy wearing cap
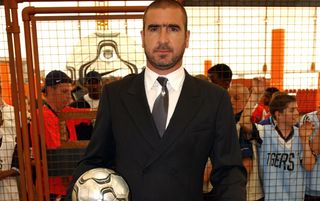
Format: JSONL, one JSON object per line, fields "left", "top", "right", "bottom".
{"left": 39, "top": 70, "right": 92, "bottom": 200}
{"left": 42, "top": 70, "right": 74, "bottom": 115}
{"left": 69, "top": 70, "right": 104, "bottom": 140}
{"left": 70, "top": 70, "right": 103, "bottom": 109}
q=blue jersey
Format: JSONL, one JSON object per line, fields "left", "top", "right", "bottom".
{"left": 300, "top": 111, "right": 320, "bottom": 196}
{"left": 257, "top": 119, "right": 306, "bottom": 200}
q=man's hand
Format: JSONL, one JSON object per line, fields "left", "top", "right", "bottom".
{"left": 251, "top": 77, "right": 266, "bottom": 96}
{"left": 299, "top": 121, "right": 314, "bottom": 142}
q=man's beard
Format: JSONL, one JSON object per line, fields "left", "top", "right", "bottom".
{"left": 89, "top": 91, "right": 100, "bottom": 100}
{"left": 145, "top": 43, "right": 185, "bottom": 70}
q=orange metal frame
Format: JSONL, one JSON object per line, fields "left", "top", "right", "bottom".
{"left": 4, "top": 1, "right": 145, "bottom": 200}
{"left": 271, "top": 29, "right": 285, "bottom": 91}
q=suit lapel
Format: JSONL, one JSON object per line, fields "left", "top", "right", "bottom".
{"left": 144, "top": 72, "right": 203, "bottom": 168}
{"left": 121, "top": 71, "right": 161, "bottom": 149}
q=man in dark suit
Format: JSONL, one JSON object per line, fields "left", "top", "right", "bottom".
{"left": 66, "top": 0, "right": 246, "bottom": 200}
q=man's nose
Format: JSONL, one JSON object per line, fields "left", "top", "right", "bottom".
{"left": 159, "top": 28, "right": 169, "bottom": 43}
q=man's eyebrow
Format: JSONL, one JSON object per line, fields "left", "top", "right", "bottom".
{"left": 167, "top": 24, "right": 180, "bottom": 29}
{"left": 147, "top": 24, "right": 181, "bottom": 29}
{"left": 147, "top": 24, "right": 161, "bottom": 29}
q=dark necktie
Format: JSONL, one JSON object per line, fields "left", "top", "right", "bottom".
{"left": 152, "top": 77, "right": 168, "bottom": 137}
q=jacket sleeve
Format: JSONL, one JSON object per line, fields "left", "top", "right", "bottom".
{"left": 210, "top": 90, "right": 247, "bottom": 201}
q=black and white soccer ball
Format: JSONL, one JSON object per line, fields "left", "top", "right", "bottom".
{"left": 72, "top": 168, "right": 129, "bottom": 201}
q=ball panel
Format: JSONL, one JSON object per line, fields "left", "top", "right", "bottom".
{"left": 72, "top": 168, "right": 129, "bottom": 201}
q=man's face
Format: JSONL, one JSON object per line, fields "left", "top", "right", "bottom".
{"left": 229, "top": 88, "right": 248, "bottom": 115}
{"left": 85, "top": 79, "right": 102, "bottom": 100}
{"left": 47, "top": 83, "right": 72, "bottom": 109}
{"left": 141, "top": 7, "right": 190, "bottom": 74}
{"left": 277, "top": 101, "right": 299, "bottom": 126}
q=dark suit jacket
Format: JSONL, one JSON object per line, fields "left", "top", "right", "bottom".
{"left": 66, "top": 70, "right": 246, "bottom": 201}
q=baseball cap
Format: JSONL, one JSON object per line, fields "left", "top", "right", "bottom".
{"left": 84, "top": 70, "right": 102, "bottom": 83}
{"left": 42, "top": 70, "right": 72, "bottom": 93}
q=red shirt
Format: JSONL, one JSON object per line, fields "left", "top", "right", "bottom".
{"left": 252, "top": 103, "right": 270, "bottom": 123}
{"left": 41, "top": 105, "right": 92, "bottom": 195}
{"left": 43, "top": 105, "right": 91, "bottom": 148}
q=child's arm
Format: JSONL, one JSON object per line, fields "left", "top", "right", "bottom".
{"left": 299, "top": 122, "right": 317, "bottom": 171}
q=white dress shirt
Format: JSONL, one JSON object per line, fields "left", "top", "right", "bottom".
{"left": 144, "top": 66, "right": 185, "bottom": 128}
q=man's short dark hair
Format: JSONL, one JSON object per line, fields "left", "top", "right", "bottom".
{"left": 143, "top": 0, "right": 188, "bottom": 31}
{"left": 269, "top": 92, "right": 296, "bottom": 118}
{"left": 265, "top": 87, "right": 280, "bottom": 95}
{"left": 207, "top": 63, "right": 233, "bottom": 82}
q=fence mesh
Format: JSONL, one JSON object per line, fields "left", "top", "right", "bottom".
{"left": 0, "top": 2, "right": 319, "bottom": 201}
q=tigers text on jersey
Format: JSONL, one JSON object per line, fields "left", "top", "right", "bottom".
{"left": 257, "top": 121, "right": 306, "bottom": 201}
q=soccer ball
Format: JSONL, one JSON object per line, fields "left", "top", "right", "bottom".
{"left": 72, "top": 168, "right": 129, "bottom": 201}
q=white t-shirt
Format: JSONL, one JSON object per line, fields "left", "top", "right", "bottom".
{"left": 0, "top": 103, "right": 19, "bottom": 201}
{"left": 83, "top": 94, "right": 100, "bottom": 109}
{"left": 246, "top": 139, "right": 264, "bottom": 201}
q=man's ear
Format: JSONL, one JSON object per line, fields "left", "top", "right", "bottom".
{"left": 185, "top": 30, "right": 190, "bottom": 48}
{"left": 140, "top": 30, "right": 145, "bottom": 48}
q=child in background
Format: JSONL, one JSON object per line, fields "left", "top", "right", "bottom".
{"left": 300, "top": 109, "right": 320, "bottom": 201}
{"left": 257, "top": 92, "right": 316, "bottom": 200}
{"left": 0, "top": 91, "right": 19, "bottom": 201}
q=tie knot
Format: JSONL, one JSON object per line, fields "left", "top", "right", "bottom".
{"left": 157, "top": 77, "right": 168, "bottom": 87}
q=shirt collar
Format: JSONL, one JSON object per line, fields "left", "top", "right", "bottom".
{"left": 145, "top": 66, "right": 185, "bottom": 91}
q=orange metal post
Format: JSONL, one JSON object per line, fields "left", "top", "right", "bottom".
{"left": 0, "top": 62, "right": 12, "bottom": 104}
{"left": 270, "top": 29, "right": 285, "bottom": 91}
{"left": 20, "top": 5, "right": 146, "bottom": 201}
{"left": 204, "top": 60, "right": 212, "bottom": 76}
{"left": 23, "top": 16, "right": 46, "bottom": 200}
{"left": 317, "top": 72, "right": 320, "bottom": 107}
{"left": 3, "top": 0, "right": 32, "bottom": 200}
